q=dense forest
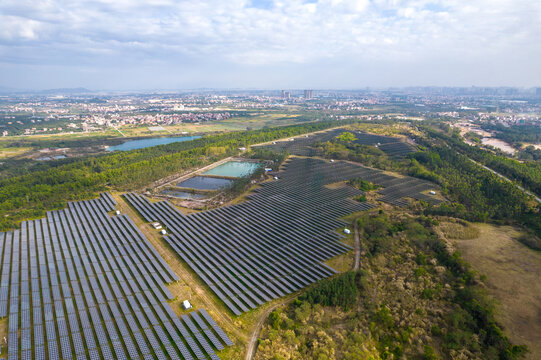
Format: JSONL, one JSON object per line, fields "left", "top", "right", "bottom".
{"left": 412, "top": 127, "right": 541, "bottom": 240}
{"left": 0, "top": 120, "right": 349, "bottom": 230}
{"left": 426, "top": 128, "right": 541, "bottom": 197}
{"left": 256, "top": 214, "right": 527, "bottom": 360}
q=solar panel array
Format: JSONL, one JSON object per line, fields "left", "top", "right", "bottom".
{"left": 0, "top": 193, "right": 232, "bottom": 360}
{"left": 124, "top": 158, "right": 381, "bottom": 315}
{"left": 257, "top": 129, "right": 416, "bottom": 158}
{"left": 256, "top": 129, "right": 346, "bottom": 156}
{"left": 327, "top": 163, "right": 443, "bottom": 207}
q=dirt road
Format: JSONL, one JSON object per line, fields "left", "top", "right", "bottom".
{"left": 244, "top": 295, "right": 296, "bottom": 360}
{"left": 353, "top": 220, "right": 360, "bottom": 271}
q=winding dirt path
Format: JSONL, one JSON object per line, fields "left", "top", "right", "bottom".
{"left": 353, "top": 219, "right": 360, "bottom": 271}
{"left": 244, "top": 295, "right": 296, "bottom": 360}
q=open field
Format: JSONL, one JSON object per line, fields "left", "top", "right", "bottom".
{"left": 448, "top": 223, "right": 541, "bottom": 359}
{"left": 0, "top": 146, "right": 33, "bottom": 158}
{"left": 0, "top": 129, "right": 120, "bottom": 143}
{"left": 119, "top": 113, "right": 305, "bottom": 137}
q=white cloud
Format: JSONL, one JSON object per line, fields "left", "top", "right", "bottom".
{"left": 0, "top": 15, "right": 45, "bottom": 41}
{"left": 0, "top": 0, "right": 540, "bottom": 88}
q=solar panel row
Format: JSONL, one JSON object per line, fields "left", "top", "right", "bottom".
{"left": 125, "top": 158, "right": 383, "bottom": 314}
{"left": 0, "top": 193, "right": 232, "bottom": 360}
{"left": 125, "top": 157, "right": 442, "bottom": 315}
{"left": 256, "top": 129, "right": 416, "bottom": 158}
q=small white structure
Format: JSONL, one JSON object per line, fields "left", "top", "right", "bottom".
{"left": 152, "top": 222, "right": 162, "bottom": 230}
{"left": 238, "top": 147, "right": 247, "bottom": 151}
{"left": 273, "top": 176, "right": 279, "bottom": 180}
{"left": 429, "top": 191, "right": 436, "bottom": 195}
{"left": 344, "top": 228, "right": 351, "bottom": 234}
{"left": 115, "top": 210, "right": 121, "bottom": 215}
{"left": 160, "top": 229, "right": 167, "bottom": 235}
{"left": 264, "top": 168, "right": 272, "bottom": 172}
{"left": 330, "top": 159, "right": 335, "bottom": 163}
{"left": 181, "top": 300, "right": 192, "bottom": 310}
{"left": 272, "top": 142, "right": 276, "bottom": 144}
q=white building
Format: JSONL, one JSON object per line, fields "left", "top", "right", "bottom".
{"left": 182, "top": 300, "right": 192, "bottom": 310}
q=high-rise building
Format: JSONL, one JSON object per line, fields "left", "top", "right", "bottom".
{"left": 304, "top": 90, "right": 313, "bottom": 99}
{"left": 281, "top": 90, "right": 290, "bottom": 99}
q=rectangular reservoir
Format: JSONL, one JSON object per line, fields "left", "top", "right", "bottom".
{"left": 202, "top": 161, "right": 261, "bottom": 178}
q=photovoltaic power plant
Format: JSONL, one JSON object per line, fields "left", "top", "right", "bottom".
{"left": 124, "top": 158, "right": 381, "bottom": 315}
{"left": 0, "top": 193, "right": 232, "bottom": 360}
{"left": 257, "top": 128, "right": 416, "bottom": 158}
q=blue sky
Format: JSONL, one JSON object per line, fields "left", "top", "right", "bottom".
{"left": 0, "top": 0, "right": 540, "bottom": 90}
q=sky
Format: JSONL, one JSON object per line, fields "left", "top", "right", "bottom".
{"left": 0, "top": 0, "right": 540, "bottom": 90}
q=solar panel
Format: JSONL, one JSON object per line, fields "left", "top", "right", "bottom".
{"left": 59, "top": 336, "right": 73, "bottom": 359}
{"left": 48, "top": 339, "right": 60, "bottom": 360}
{"left": 0, "top": 193, "right": 231, "bottom": 360}
{"left": 132, "top": 331, "right": 151, "bottom": 355}
{"left": 34, "top": 345, "right": 45, "bottom": 360}
{"left": 45, "top": 320, "right": 56, "bottom": 340}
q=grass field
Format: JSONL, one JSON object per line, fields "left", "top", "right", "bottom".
{"left": 0, "top": 129, "right": 120, "bottom": 143}
{"left": 448, "top": 222, "right": 541, "bottom": 359}
{"left": 119, "top": 113, "right": 305, "bottom": 137}
{"left": 0, "top": 146, "right": 33, "bottom": 158}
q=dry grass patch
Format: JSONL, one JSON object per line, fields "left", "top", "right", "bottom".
{"left": 325, "top": 231, "right": 355, "bottom": 273}
{"left": 325, "top": 181, "right": 347, "bottom": 189}
{"left": 452, "top": 223, "right": 541, "bottom": 359}
{"left": 438, "top": 220, "right": 480, "bottom": 240}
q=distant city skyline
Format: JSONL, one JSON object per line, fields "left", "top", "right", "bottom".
{"left": 1, "top": 0, "right": 540, "bottom": 90}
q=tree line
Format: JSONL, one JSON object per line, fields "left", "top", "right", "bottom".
{"left": 0, "top": 120, "right": 352, "bottom": 230}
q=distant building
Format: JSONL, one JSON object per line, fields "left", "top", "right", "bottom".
{"left": 536, "top": 87, "right": 541, "bottom": 97}
{"left": 281, "top": 90, "right": 290, "bottom": 99}
{"left": 304, "top": 90, "right": 313, "bottom": 99}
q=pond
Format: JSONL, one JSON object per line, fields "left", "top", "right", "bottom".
{"left": 202, "top": 161, "right": 261, "bottom": 178}
{"left": 177, "top": 176, "right": 234, "bottom": 190}
{"left": 160, "top": 189, "right": 209, "bottom": 199}
{"left": 106, "top": 136, "right": 201, "bottom": 151}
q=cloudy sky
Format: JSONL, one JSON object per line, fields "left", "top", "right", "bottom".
{"left": 1, "top": 0, "right": 540, "bottom": 90}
